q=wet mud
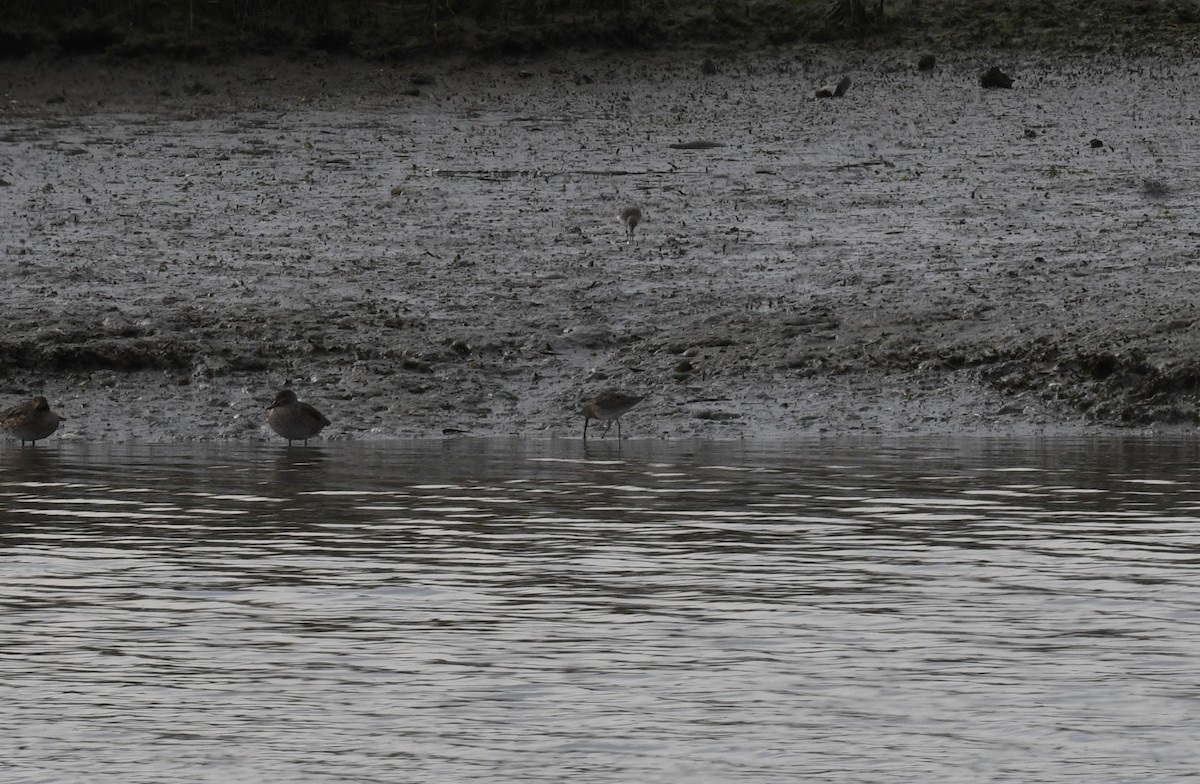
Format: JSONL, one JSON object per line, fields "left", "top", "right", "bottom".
{"left": 2, "top": 49, "right": 1199, "bottom": 442}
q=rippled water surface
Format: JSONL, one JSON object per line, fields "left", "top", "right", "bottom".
{"left": 3, "top": 437, "right": 1200, "bottom": 783}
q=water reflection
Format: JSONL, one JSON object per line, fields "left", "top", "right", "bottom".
{"left": 2, "top": 437, "right": 1199, "bottom": 783}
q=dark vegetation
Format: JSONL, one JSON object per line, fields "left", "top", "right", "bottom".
{"left": 1, "top": 0, "right": 1199, "bottom": 60}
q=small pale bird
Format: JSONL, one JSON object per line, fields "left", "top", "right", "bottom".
{"left": 582, "top": 390, "right": 644, "bottom": 440}
{"left": 267, "top": 389, "right": 330, "bottom": 445}
{"left": 619, "top": 205, "right": 641, "bottom": 243}
{"left": 2, "top": 396, "right": 65, "bottom": 446}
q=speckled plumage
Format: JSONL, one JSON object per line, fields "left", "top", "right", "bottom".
{"left": 582, "top": 390, "right": 644, "bottom": 440}
{"left": 267, "top": 390, "right": 330, "bottom": 445}
{"left": 2, "top": 396, "right": 65, "bottom": 446}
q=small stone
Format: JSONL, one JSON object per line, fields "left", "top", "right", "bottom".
{"left": 980, "top": 66, "right": 1013, "bottom": 89}
{"left": 917, "top": 54, "right": 936, "bottom": 71}
{"left": 701, "top": 58, "right": 718, "bottom": 75}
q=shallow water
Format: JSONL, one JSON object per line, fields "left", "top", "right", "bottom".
{"left": 2, "top": 437, "right": 1199, "bottom": 783}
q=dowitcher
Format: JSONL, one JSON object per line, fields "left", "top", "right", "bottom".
{"left": 2, "top": 396, "right": 65, "bottom": 446}
{"left": 619, "top": 205, "right": 641, "bottom": 243}
{"left": 267, "top": 390, "right": 330, "bottom": 445}
{"left": 582, "top": 390, "right": 644, "bottom": 440}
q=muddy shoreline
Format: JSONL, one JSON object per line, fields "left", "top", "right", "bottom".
{"left": 3, "top": 49, "right": 1200, "bottom": 443}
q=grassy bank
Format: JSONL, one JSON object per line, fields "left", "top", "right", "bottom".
{"left": 1, "top": 0, "right": 1198, "bottom": 61}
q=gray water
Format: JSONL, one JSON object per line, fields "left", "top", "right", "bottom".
{"left": 2, "top": 437, "right": 1199, "bottom": 783}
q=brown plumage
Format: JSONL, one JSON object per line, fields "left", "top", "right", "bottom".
{"left": 619, "top": 205, "right": 641, "bottom": 242}
{"left": 2, "top": 396, "right": 65, "bottom": 446}
{"left": 267, "top": 390, "right": 330, "bottom": 445}
{"left": 582, "top": 390, "right": 644, "bottom": 440}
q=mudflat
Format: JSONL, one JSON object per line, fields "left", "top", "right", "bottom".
{"left": 2, "top": 49, "right": 1198, "bottom": 442}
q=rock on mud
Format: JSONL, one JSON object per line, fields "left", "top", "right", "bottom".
{"left": 980, "top": 66, "right": 1014, "bottom": 88}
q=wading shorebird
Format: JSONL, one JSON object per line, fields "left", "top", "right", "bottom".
{"left": 267, "top": 390, "right": 330, "bottom": 445}
{"left": 582, "top": 390, "right": 644, "bottom": 441}
{"left": 619, "top": 205, "right": 641, "bottom": 243}
{"left": 1, "top": 396, "right": 65, "bottom": 446}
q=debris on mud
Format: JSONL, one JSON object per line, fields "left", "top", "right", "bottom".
{"left": 815, "top": 75, "right": 852, "bottom": 98}
{"left": 668, "top": 140, "right": 727, "bottom": 149}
